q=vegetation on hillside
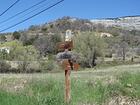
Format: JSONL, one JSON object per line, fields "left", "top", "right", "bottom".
{"left": 0, "top": 17, "right": 140, "bottom": 72}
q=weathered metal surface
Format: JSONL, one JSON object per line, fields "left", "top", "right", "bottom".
{"left": 62, "top": 59, "right": 79, "bottom": 71}
{"left": 65, "top": 69, "right": 71, "bottom": 103}
{"left": 56, "top": 41, "right": 73, "bottom": 52}
{"left": 56, "top": 31, "right": 79, "bottom": 104}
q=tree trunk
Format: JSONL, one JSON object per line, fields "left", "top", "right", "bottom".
{"left": 122, "top": 47, "right": 125, "bottom": 61}
{"left": 131, "top": 47, "right": 134, "bottom": 62}
{"left": 131, "top": 56, "right": 134, "bottom": 62}
{"left": 92, "top": 51, "right": 97, "bottom": 67}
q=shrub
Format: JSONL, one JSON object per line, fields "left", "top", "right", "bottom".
{"left": 74, "top": 32, "right": 107, "bottom": 68}
{"left": 18, "top": 61, "right": 30, "bottom": 73}
{"left": 39, "top": 60, "right": 60, "bottom": 72}
{"left": 0, "top": 61, "right": 11, "bottom": 73}
{"left": 17, "top": 61, "right": 40, "bottom": 73}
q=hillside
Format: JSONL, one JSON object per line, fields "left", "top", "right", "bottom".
{"left": 0, "top": 16, "right": 140, "bottom": 72}
{"left": 1, "top": 15, "right": 140, "bottom": 37}
{"left": 24, "top": 16, "right": 140, "bottom": 38}
{"left": 91, "top": 15, "right": 140, "bottom": 30}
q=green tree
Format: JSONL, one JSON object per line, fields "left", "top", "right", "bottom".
{"left": 12, "top": 31, "right": 21, "bottom": 40}
{"left": 34, "top": 34, "right": 62, "bottom": 56}
{"left": 0, "top": 40, "right": 40, "bottom": 72}
{"left": 120, "top": 41, "right": 129, "bottom": 61}
{"left": 0, "top": 40, "right": 39, "bottom": 61}
{"left": 74, "top": 32, "right": 107, "bottom": 68}
{"left": 0, "top": 35, "right": 6, "bottom": 43}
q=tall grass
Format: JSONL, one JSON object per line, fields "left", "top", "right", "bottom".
{"left": 0, "top": 72, "right": 140, "bottom": 105}
{"left": 118, "top": 72, "right": 140, "bottom": 99}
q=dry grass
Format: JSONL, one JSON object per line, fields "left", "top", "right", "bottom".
{"left": 0, "top": 64, "right": 140, "bottom": 105}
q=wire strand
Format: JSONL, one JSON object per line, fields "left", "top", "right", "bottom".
{"left": 0, "top": 0, "right": 20, "bottom": 16}
{"left": 0, "top": 0, "right": 48, "bottom": 24}
{"left": 0, "top": 0, "right": 55, "bottom": 28}
{"left": 0, "top": 0, "right": 64, "bottom": 33}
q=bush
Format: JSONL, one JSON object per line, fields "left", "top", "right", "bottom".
{"left": 17, "top": 61, "right": 40, "bottom": 73}
{"left": 18, "top": 61, "right": 30, "bottom": 73}
{"left": 74, "top": 32, "right": 107, "bottom": 68}
{"left": 12, "top": 31, "right": 21, "bottom": 40}
{"left": 0, "top": 61, "right": 11, "bottom": 73}
{"left": 39, "top": 60, "right": 60, "bottom": 72}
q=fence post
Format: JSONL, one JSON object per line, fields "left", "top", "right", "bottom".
{"left": 65, "top": 69, "right": 71, "bottom": 103}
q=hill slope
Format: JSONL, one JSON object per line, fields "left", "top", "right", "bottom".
{"left": 91, "top": 15, "right": 140, "bottom": 30}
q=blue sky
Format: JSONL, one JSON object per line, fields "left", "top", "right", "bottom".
{"left": 0, "top": 0, "right": 140, "bottom": 33}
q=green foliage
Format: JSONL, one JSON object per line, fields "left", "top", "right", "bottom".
{"left": 0, "top": 35, "right": 7, "bottom": 43}
{"left": 106, "top": 26, "right": 122, "bottom": 36}
{"left": 0, "top": 79, "right": 64, "bottom": 105}
{"left": 0, "top": 50, "right": 9, "bottom": 60}
{"left": 0, "top": 41, "right": 39, "bottom": 61}
{"left": 74, "top": 32, "right": 107, "bottom": 67}
{"left": 28, "top": 25, "right": 39, "bottom": 31}
{"left": 34, "top": 34, "right": 62, "bottom": 56}
{"left": 1, "top": 17, "right": 140, "bottom": 72}
{"left": 20, "top": 33, "right": 38, "bottom": 46}
{"left": 39, "top": 60, "right": 54, "bottom": 72}
{"left": 118, "top": 72, "right": 140, "bottom": 98}
{"left": 0, "top": 69, "right": 140, "bottom": 105}
{"left": 0, "top": 91, "right": 36, "bottom": 105}
{"left": 28, "top": 79, "right": 64, "bottom": 105}
{"left": 12, "top": 31, "right": 21, "bottom": 40}
{"left": 0, "top": 41, "right": 40, "bottom": 73}
{"left": 18, "top": 61, "right": 30, "bottom": 73}
{"left": 71, "top": 80, "right": 108, "bottom": 105}
{"left": 39, "top": 59, "right": 60, "bottom": 72}
{"left": 0, "top": 61, "right": 11, "bottom": 72}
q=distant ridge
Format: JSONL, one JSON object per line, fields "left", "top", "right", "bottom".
{"left": 93, "top": 15, "right": 140, "bottom": 20}
{"left": 91, "top": 15, "right": 140, "bottom": 30}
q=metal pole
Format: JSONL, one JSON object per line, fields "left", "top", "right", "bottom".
{"left": 65, "top": 69, "right": 71, "bottom": 104}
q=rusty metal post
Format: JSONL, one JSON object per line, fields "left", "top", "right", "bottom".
{"left": 65, "top": 69, "right": 71, "bottom": 104}
{"left": 56, "top": 33, "right": 79, "bottom": 104}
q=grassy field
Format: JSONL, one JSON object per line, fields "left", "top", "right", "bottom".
{"left": 0, "top": 64, "right": 140, "bottom": 105}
